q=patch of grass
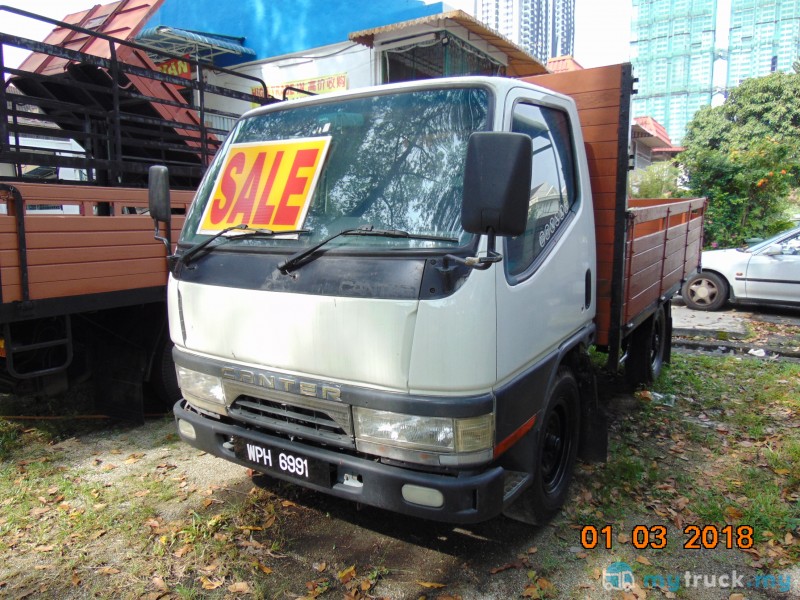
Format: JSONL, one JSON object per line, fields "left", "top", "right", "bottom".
{"left": 574, "top": 353, "right": 800, "bottom": 570}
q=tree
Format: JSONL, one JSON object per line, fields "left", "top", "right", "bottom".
{"left": 629, "top": 161, "right": 684, "bottom": 199}
{"left": 679, "top": 72, "right": 800, "bottom": 247}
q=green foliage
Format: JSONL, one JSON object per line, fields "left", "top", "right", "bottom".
{"left": 679, "top": 72, "right": 800, "bottom": 246}
{"left": 629, "top": 161, "right": 685, "bottom": 199}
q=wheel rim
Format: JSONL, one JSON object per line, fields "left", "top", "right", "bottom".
{"left": 541, "top": 402, "right": 572, "bottom": 494}
{"left": 687, "top": 277, "right": 719, "bottom": 306}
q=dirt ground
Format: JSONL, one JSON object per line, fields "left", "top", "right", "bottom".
{"left": 1, "top": 308, "right": 799, "bottom": 599}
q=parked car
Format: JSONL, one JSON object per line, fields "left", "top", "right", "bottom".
{"left": 682, "top": 226, "right": 800, "bottom": 311}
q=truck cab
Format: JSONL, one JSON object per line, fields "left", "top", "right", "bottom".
{"left": 156, "top": 76, "right": 596, "bottom": 523}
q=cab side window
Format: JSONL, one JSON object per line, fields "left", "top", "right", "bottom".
{"left": 506, "top": 103, "right": 577, "bottom": 278}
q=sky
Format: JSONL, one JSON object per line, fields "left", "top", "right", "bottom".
{"left": 1, "top": 0, "right": 632, "bottom": 69}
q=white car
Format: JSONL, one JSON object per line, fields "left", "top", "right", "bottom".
{"left": 681, "top": 226, "right": 800, "bottom": 311}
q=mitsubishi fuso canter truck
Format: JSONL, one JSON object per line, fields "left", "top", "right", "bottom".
{"left": 149, "top": 64, "right": 705, "bottom": 523}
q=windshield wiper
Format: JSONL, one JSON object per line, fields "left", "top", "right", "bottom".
{"left": 179, "top": 224, "right": 310, "bottom": 266}
{"left": 278, "top": 225, "right": 459, "bottom": 274}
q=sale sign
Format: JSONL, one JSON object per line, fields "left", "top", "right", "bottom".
{"left": 197, "top": 137, "right": 331, "bottom": 235}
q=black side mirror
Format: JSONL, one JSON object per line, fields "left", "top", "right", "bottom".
{"left": 448, "top": 132, "right": 531, "bottom": 270}
{"left": 149, "top": 165, "right": 172, "bottom": 253}
{"left": 462, "top": 132, "right": 531, "bottom": 237}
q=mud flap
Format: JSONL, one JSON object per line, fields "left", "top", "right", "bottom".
{"left": 575, "top": 355, "right": 608, "bottom": 463}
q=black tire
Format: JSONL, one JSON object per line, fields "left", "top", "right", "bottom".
{"left": 150, "top": 338, "right": 180, "bottom": 411}
{"left": 505, "top": 368, "right": 580, "bottom": 524}
{"left": 682, "top": 271, "right": 728, "bottom": 311}
{"left": 626, "top": 304, "right": 667, "bottom": 387}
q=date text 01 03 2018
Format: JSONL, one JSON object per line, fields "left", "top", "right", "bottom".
{"left": 580, "top": 524, "right": 754, "bottom": 551}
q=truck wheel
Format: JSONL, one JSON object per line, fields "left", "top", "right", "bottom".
{"left": 505, "top": 367, "right": 580, "bottom": 524}
{"left": 682, "top": 271, "right": 728, "bottom": 311}
{"left": 151, "top": 339, "right": 180, "bottom": 411}
{"left": 626, "top": 304, "right": 667, "bottom": 387}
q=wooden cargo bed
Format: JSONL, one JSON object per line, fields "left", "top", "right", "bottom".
{"left": 0, "top": 182, "right": 191, "bottom": 319}
{"left": 525, "top": 63, "right": 705, "bottom": 363}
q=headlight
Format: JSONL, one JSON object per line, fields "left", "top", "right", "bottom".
{"left": 353, "top": 408, "right": 494, "bottom": 465}
{"left": 176, "top": 366, "right": 227, "bottom": 414}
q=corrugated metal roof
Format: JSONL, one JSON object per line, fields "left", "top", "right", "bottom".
{"left": 137, "top": 26, "right": 255, "bottom": 59}
{"left": 546, "top": 55, "right": 585, "bottom": 73}
{"left": 18, "top": 0, "right": 164, "bottom": 75}
{"left": 349, "top": 10, "right": 547, "bottom": 77}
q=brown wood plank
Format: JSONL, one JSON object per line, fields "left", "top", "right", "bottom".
{"left": 23, "top": 215, "right": 163, "bottom": 233}
{"left": 581, "top": 123, "right": 621, "bottom": 143}
{"left": 592, "top": 192, "right": 619, "bottom": 212}
{"left": 569, "top": 89, "right": 621, "bottom": 112}
{"left": 589, "top": 158, "right": 620, "bottom": 178}
{"left": 25, "top": 273, "right": 167, "bottom": 300}
{"left": 594, "top": 209, "right": 617, "bottom": 228}
{"left": 24, "top": 231, "right": 166, "bottom": 249}
{"left": 596, "top": 241, "right": 616, "bottom": 264}
{"left": 588, "top": 176, "right": 618, "bottom": 195}
{"left": 28, "top": 258, "right": 166, "bottom": 284}
{"left": 9, "top": 182, "right": 195, "bottom": 207}
{"left": 527, "top": 64, "right": 624, "bottom": 97}
{"left": 575, "top": 106, "right": 623, "bottom": 127}
{"left": 0, "top": 245, "right": 165, "bottom": 268}
{"left": 584, "top": 141, "right": 619, "bottom": 162}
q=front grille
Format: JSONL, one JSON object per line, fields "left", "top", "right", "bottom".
{"left": 228, "top": 389, "right": 354, "bottom": 449}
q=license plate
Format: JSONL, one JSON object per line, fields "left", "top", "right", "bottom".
{"left": 234, "top": 438, "right": 331, "bottom": 487}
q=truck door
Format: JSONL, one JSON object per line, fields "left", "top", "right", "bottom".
{"left": 495, "top": 93, "right": 595, "bottom": 384}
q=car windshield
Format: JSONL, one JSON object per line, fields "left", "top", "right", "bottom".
{"left": 180, "top": 86, "right": 491, "bottom": 251}
{"left": 743, "top": 226, "right": 800, "bottom": 253}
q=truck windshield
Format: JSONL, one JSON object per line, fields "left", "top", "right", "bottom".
{"left": 180, "top": 87, "right": 490, "bottom": 251}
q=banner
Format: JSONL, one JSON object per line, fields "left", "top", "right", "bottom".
{"left": 252, "top": 73, "right": 348, "bottom": 102}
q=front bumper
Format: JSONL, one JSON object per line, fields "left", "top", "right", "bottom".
{"left": 174, "top": 400, "right": 508, "bottom": 523}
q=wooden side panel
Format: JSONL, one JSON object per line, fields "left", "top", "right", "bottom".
{"left": 524, "top": 64, "right": 627, "bottom": 346}
{"left": 621, "top": 198, "right": 706, "bottom": 327}
{"left": 0, "top": 183, "right": 190, "bottom": 304}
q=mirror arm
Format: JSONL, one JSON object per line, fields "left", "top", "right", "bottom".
{"left": 445, "top": 230, "right": 503, "bottom": 271}
{"left": 153, "top": 221, "right": 171, "bottom": 254}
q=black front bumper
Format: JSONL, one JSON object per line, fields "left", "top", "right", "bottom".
{"left": 174, "top": 400, "right": 508, "bottom": 523}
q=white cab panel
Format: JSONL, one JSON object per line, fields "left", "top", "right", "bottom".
{"left": 407, "top": 266, "right": 497, "bottom": 395}
{"left": 171, "top": 279, "right": 418, "bottom": 391}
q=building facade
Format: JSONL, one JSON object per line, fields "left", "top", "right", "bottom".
{"left": 632, "top": 0, "right": 800, "bottom": 144}
{"left": 475, "top": 0, "right": 575, "bottom": 63}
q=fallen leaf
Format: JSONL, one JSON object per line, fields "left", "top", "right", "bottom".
{"left": 134, "top": 490, "right": 151, "bottom": 497}
{"left": 173, "top": 545, "right": 191, "bottom": 558}
{"left": 724, "top": 506, "right": 744, "bottom": 521}
{"left": 338, "top": 565, "right": 356, "bottom": 584}
{"left": 152, "top": 576, "right": 168, "bottom": 591}
{"left": 417, "top": 581, "right": 446, "bottom": 589}
{"left": 729, "top": 594, "right": 745, "bottom": 600}
{"left": 98, "top": 567, "right": 120, "bottom": 575}
{"left": 227, "top": 582, "right": 251, "bottom": 594}
{"left": 34, "top": 545, "right": 54, "bottom": 553}
{"left": 635, "top": 556, "right": 652, "bottom": 566}
{"left": 71, "top": 571, "right": 80, "bottom": 587}
{"left": 313, "top": 562, "right": 327, "bottom": 572}
{"left": 200, "top": 576, "right": 224, "bottom": 590}
{"left": 253, "top": 561, "right": 272, "bottom": 575}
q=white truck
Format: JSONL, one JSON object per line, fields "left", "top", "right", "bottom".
{"left": 150, "top": 65, "right": 705, "bottom": 523}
